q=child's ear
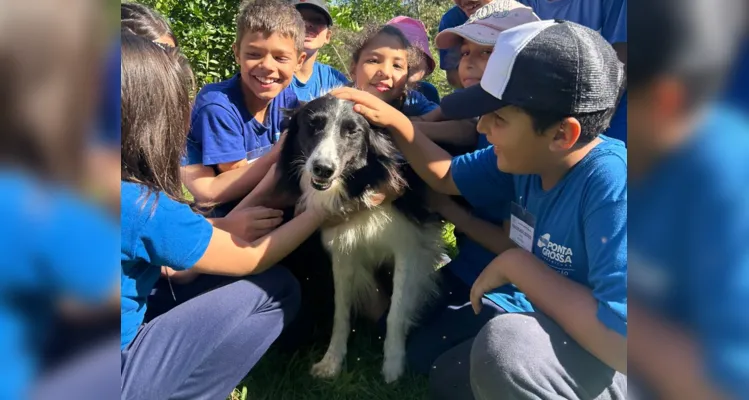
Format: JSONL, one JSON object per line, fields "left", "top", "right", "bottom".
{"left": 324, "top": 29, "right": 332, "bottom": 44}
{"left": 232, "top": 42, "right": 240, "bottom": 64}
{"left": 295, "top": 52, "right": 307, "bottom": 72}
{"left": 348, "top": 62, "right": 357, "bottom": 83}
{"left": 549, "top": 118, "right": 581, "bottom": 152}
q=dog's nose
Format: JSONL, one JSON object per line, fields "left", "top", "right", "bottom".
{"left": 312, "top": 161, "right": 335, "bottom": 179}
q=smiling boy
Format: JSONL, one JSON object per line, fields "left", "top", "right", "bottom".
{"left": 331, "top": 19, "right": 627, "bottom": 398}
{"left": 182, "top": 0, "right": 305, "bottom": 217}
{"left": 290, "top": 0, "right": 349, "bottom": 101}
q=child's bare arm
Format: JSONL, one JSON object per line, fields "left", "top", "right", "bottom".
{"left": 428, "top": 190, "right": 515, "bottom": 256}
{"left": 410, "top": 107, "right": 445, "bottom": 122}
{"left": 413, "top": 120, "right": 478, "bottom": 147}
{"left": 182, "top": 147, "right": 280, "bottom": 204}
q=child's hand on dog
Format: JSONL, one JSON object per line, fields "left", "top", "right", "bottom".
{"left": 328, "top": 87, "right": 409, "bottom": 131}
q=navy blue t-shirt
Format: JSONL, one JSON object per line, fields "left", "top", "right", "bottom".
{"left": 185, "top": 73, "right": 300, "bottom": 167}
{"left": 290, "top": 62, "right": 349, "bottom": 102}
{"left": 120, "top": 181, "right": 213, "bottom": 350}
{"left": 413, "top": 81, "right": 441, "bottom": 104}
{"left": 451, "top": 136, "right": 628, "bottom": 337}
{"left": 437, "top": 6, "right": 469, "bottom": 72}
{"left": 517, "top": 0, "right": 628, "bottom": 144}
{"left": 402, "top": 89, "right": 439, "bottom": 117}
{"left": 0, "top": 173, "right": 118, "bottom": 399}
{"left": 629, "top": 106, "right": 749, "bottom": 398}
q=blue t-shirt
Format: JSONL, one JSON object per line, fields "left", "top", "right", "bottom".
{"left": 451, "top": 136, "right": 628, "bottom": 337}
{"left": 290, "top": 62, "right": 349, "bottom": 102}
{"left": 120, "top": 181, "right": 213, "bottom": 350}
{"left": 518, "top": 0, "right": 627, "bottom": 44}
{"left": 185, "top": 73, "right": 300, "bottom": 167}
{"left": 628, "top": 106, "right": 749, "bottom": 398}
{"left": 414, "top": 81, "right": 441, "bottom": 104}
{"left": 403, "top": 89, "right": 439, "bottom": 117}
{"left": 0, "top": 173, "right": 118, "bottom": 399}
{"left": 518, "top": 0, "right": 628, "bottom": 145}
{"left": 723, "top": 40, "right": 749, "bottom": 113}
{"left": 96, "top": 38, "right": 121, "bottom": 147}
{"left": 437, "top": 6, "right": 469, "bottom": 71}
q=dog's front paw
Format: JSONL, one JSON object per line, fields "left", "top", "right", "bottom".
{"left": 311, "top": 353, "right": 343, "bottom": 379}
{"left": 381, "top": 354, "right": 405, "bottom": 383}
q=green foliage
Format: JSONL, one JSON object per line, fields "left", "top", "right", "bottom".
{"left": 127, "top": 0, "right": 455, "bottom": 96}
{"left": 135, "top": 0, "right": 241, "bottom": 86}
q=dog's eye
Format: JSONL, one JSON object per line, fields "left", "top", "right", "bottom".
{"left": 309, "top": 116, "right": 326, "bottom": 130}
{"left": 341, "top": 121, "right": 361, "bottom": 136}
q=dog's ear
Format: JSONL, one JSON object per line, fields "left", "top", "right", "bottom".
{"left": 366, "top": 125, "right": 407, "bottom": 194}
{"left": 366, "top": 125, "right": 398, "bottom": 159}
{"left": 275, "top": 109, "right": 303, "bottom": 197}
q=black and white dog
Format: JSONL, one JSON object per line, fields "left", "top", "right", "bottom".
{"left": 277, "top": 95, "right": 444, "bottom": 383}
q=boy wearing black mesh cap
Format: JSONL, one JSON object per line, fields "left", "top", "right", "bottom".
{"left": 330, "top": 19, "right": 627, "bottom": 398}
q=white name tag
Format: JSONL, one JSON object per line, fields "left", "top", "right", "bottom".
{"left": 509, "top": 201, "right": 536, "bottom": 252}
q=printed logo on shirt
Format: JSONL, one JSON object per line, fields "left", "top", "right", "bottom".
{"left": 536, "top": 233, "right": 574, "bottom": 272}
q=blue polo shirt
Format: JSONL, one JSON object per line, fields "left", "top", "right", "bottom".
{"left": 0, "top": 173, "right": 118, "bottom": 399}
{"left": 628, "top": 106, "right": 749, "bottom": 398}
{"left": 518, "top": 0, "right": 628, "bottom": 144}
{"left": 437, "top": 6, "right": 468, "bottom": 72}
{"left": 450, "top": 136, "right": 628, "bottom": 337}
{"left": 120, "top": 181, "right": 213, "bottom": 350}
{"left": 290, "top": 62, "right": 349, "bottom": 102}
{"left": 185, "top": 73, "right": 300, "bottom": 167}
{"left": 402, "top": 89, "right": 439, "bottom": 117}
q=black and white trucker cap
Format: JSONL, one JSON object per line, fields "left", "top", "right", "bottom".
{"left": 441, "top": 19, "right": 625, "bottom": 119}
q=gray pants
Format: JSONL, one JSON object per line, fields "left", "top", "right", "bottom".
{"left": 469, "top": 312, "right": 627, "bottom": 400}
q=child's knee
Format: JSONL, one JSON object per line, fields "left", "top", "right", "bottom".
{"left": 261, "top": 266, "right": 302, "bottom": 321}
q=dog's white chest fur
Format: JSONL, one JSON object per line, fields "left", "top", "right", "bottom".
{"left": 300, "top": 173, "right": 443, "bottom": 383}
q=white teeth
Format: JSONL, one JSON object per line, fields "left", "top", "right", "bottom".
{"left": 253, "top": 76, "right": 277, "bottom": 84}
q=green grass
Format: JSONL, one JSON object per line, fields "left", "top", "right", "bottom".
{"left": 228, "top": 224, "right": 458, "bottom": 400}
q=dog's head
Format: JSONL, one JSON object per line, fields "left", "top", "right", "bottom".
{"left": 279, "top": 95, "right": 403, "bottom": 201}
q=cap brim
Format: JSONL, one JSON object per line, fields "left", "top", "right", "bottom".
{"left": 295, "top": 3, "right": 333, "bottom": 26}
{"left": 440, "top": 84, "right": 507, "bottom": 119}
{"left": 435, "top": 24, "right": 499, "bottom": 49}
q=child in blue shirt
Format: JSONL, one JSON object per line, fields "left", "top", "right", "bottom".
{"left": 627, "top": 1, "right": 748, "bottom": 398}
{"left": 331, "top": 19, "right": 627, "bottom": 399}
{"left": 436, "top": 0, "right": 493, "bottom": 88}
{"left": 0, "top": 4, "right": 119, "bottom": 399}
{"left": 119, "top": 12, "right": 331, "bottom": 400}
{"left": 289, "top": 0, "right": 349, "bottom": 101}
{"left": 386, "top": 16, "right": 441, "bottom": 104}
{"left": 517, "top": 0, "right": 628, "bottom": 145}
{"left": 182, "top": 0, "right": 306, "bottom": 217}
{"left": 347, "top": 24, "right": 439, "bottom": 118}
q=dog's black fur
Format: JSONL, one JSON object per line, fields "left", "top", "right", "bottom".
{"left": 277, "top": 94, "right": 436, "bottom": 225}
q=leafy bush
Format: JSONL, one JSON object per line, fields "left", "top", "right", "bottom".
{"left": 130, "top": 0, "right": 454, "bottom": 97}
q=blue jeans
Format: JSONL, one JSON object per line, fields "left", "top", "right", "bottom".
{"left": 121, "top": 267, "right": 301, "bottom": 400}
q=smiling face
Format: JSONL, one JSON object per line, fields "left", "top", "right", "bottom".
{"left": 458, "top": 41, "right": 493, "bottom": 88}
{"left": 455, "top": 0, "right": 493, "bottom": 16}
{"left": 233, "top": 30, "right": 305, "bottom": 105}
{"left": 350, "top": 33, "right": 409, "bottom": 103}
{"left": 477, "top": 106, "right": 554, "bottom": 174}
{"left": 298, "top": 7, "right": 331, "bottom": 54}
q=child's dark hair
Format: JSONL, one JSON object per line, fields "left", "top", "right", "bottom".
{"left": 235, "top": 0, "right": 305, "bottom": 54}
{"left": 347, "top": 24, "right": 425, "bottom": 108}
{"left": 121, "top": 32, "right": 195, "bottom": 205}
{"left": 121, "top": 2, "right": 178, "bottom": 47}
{"left": 349, "top": 24, "right": 424, "bottom": 79}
